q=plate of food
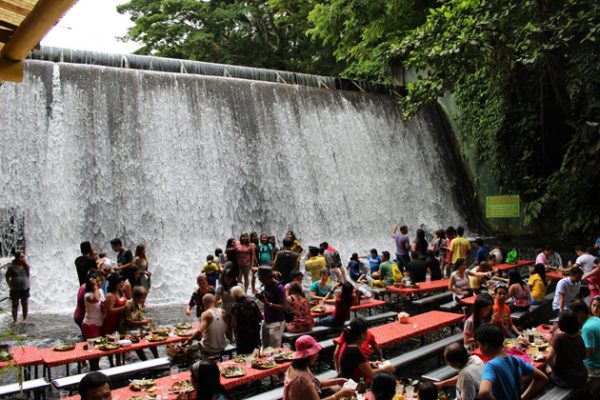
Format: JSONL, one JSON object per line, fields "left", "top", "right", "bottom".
{"left": 0, "top": 349, "right": 12, "bottom": 361}
{"left": 128, "top": 395, "right": 157, "bottom": 400}
{"left": 150, "top": 327, "right": 171, "bottom": 335}
{"left": 174, "top": 329, "right": 194, "bottom": 337}
{"left": 220, "top": 365, "right": 246, "bottom": 378}
{"left": 234, "top": 354, "right": 255, "bottom": 363}
{"left": 252, "top": 359, "right": 277, "bottom": 369}
{"left": 175, "top": 323, "right": 192, "bottom": 330}
{"left": 273, "top": 352, "right": 295, "bottom": 363}
{"left": 96, "top": 343, "right": 120, "bottom": 351}
{"left": 311, "top": 306, "right": 326, "bottom": 313}
{"left": 53, "top": 343, "right": 76, "bottom": 352}
{"left": 170, "top": 380, "right": 194, "bottom": 394}
{"left": 94, "top": 337, "right": 108, "bottom": 344}
{"left": 129, "top": 379, "right": 157, "bottom": 391}
{"left": 145, "top": 334, "right": 169, "bottom": 342}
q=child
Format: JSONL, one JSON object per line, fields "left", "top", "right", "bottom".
{"left": 477, "top": 324, "right": 547, "bottom": 400}
{"left": 508, "top": 270, "right": 531, "bottom": 311}
{"left": 202, "top": 255, "right": 220, "bottom": 287}
{"left": 491, "top": 285, "right": 520, "bottom": 338}
{"left": 122, "top": 286, "right": 158, "bottom": 360}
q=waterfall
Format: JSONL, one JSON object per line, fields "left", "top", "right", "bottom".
{"left": 0, "top": 58, "right": 479, "bottom": 313}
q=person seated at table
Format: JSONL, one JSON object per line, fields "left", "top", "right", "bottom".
{"left": 305, "top": 246, "right": 326, "bottom": 282}
{"left": 528, "top": 263, "right": 548, "bottom": 305}
{"left": 333, "top": 317, "right": 383, "bottom": 374}
{"left": 535, "top": 245, "right": 554, "bottom": 270}
{"left": 191, "top": 361, "right": 228, "bottom": 400}
{"left": 372, "top": 251, "right": 395, "bottom": 287}
{"left": 186, "top": 294, "right": 228, "bottom": 356}
{"left": 434, "top": 343, "right": 483, "bottom": 400}
{"left": 359, "top": 249, "right": 382, "bottom": 276}
{"left": 339, "top": 319, "right": 396, "bottom": 383}
{"left": 545, "top": 310, "right": 588, "bottom": 388}
{"left": 285, "top": 271, "right": 304, "bottom": 295}
{"left": 186, "top": 274, "right": 215, "bottom": 319}
{"left": 552, "top": 267, "right": 583, "bottom": 317}
{"left": 79, "top": 371, "right": 111, "bottom": 400}
{"left": 368, "top": 371, "right": 396, "bottom": 400}
{"left": 508, "top": 270, "right": 530, "bottom": 311}
{"left": 476, "top": 324, "right": 547, "bottom": 400}
{"left": 467, "top": 261, "right": 495, "bottom": 293}
{"left": 230, "top": 286, "right": 262, "bottom": 355}
{"left": 283, "top": 335, "right": 354, "bottom": 400}
{"left": 406, "top": 253, "right": 428, "bottom": 283}
{"left": 318, "top": 282, "right": 358, "bottom": 327}
{"left": 570, "top": 300, "right": 600, "bottom": 377}
{"left": 582, "top": 257, "right": 600, "bottom": 299}
{"left": 286, "top": 282, "right": 314, "bottom": 333}
{"left": 310, "top": 269, "right": 333, "bottom": 302}
{"left": 122, "top": 286, "right": 159, "bottom": 360}
{"left": 464, "top": 293, "right": 493, "bottom": 347}
{"left": 348, "top": 253, "right": 368, "bottom": 284}
{"left": 425, "top": 251, "right": 442, "bottom": 281}
{"left": 491, "top": 285, "right": 520, "bottom": 338}
{"left": 416, "top": 382, "right": 438, "bottom": 400}
{"left": 448, "top": 259, "right": 472, "bottom": 302}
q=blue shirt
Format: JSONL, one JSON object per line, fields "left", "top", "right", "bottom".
{"left": 582, "top": 316, "right": 600, "bottom": 369}
{"left": 595, "top": 236, "right": 600, "bottom": 256}
{"left": 481, "top": 356, "right": 534, "bottom": 400}
{"left": 348, "top": 260, "right": 362, "bottom": 281}
{"left": 310, "top": 281, "right": 331, "bottom": 300}
{"left": 367, "top": 255, "right": 382, "bottom": 274}
{"left": 476, "top": 246, "right": 489, "bottom": 263}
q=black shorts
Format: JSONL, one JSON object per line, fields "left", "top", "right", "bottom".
{"left": 9, "top": 288, "right": 30, "bottom": 301}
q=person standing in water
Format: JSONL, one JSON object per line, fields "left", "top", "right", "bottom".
{"left": 111, "top": 238, "right": 135, "bottom": 287}
{"left": 132, "top": 244, "right": 151, "bottom": 307}
{"left": 6, "top": 251, "right": 31, "bottom": 323}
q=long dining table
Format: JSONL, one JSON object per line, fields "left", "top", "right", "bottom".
{"left": 386, "top": 279, "right": 449, "bottom": 296}
{"left": 310, "top": 298, "right": 385, "bottom": 318}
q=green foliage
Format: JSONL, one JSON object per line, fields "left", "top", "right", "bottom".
{"left": 117, "top": 0, "right": 344, "bottom": 75}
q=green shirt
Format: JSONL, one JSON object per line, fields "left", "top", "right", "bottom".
{"left": 379, "top": 261, "right": 394, "bottom": 286}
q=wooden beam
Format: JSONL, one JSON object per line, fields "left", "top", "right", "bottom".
{"left": 1, "top": 0, "right": 78, "bottom": 62}
{"left": 0, "top": 28, "right": 11, "bottom": 44}
{"left": 0, "top": 57, "right": 23, "bottom": 82}
{"left": 0, "top": 1, "right": 31, "bottom": 17}
{"left": 0, "top": 20, "right": 17, "bottom": 30}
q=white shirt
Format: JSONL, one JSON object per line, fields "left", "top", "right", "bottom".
{"left": 457, "top": 356, "right": 484, "bottom": 400}
{"left": 576, "top": 254, "right": 595, "bottom": 274}
{"left": 83, "top": 290, "right": 105, "bottom": 326}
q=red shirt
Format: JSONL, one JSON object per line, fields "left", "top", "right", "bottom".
{"left": 334, "top": 330, "right": 378, "bottom": 365}
{"left": 235, "top": 243, "right": 256, "bottom": 267}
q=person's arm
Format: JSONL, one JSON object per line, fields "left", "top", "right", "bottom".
{"left": 558, "top": 292, "right": 565, "bottom": 311}
{"left": 583, "top": 266, "right": 600, "bottom": 280}
{"left": 333, "top": 343, "right": 341, "bottom": 373}
{"left": 320, "top": 378, "right": 348, "bottom": 388}
{"left": 263, "top": 288, "right": 287, "bottom": 313}
{"left": 391, "top": 224, "right": 398, "bottom": 237}
{"left": 186, "top": 293, "right": 196, "bottom": 317}
{"left": 434, "top": 375, "right": 459, "bottom": 389}
{"left": 272, "top": 254, "right": 279, "bottom": 271}
{"left": 104, "top": 294, "right": 129, "bottom": 314}
{"left": 546, "top": 345, "right": 556, "bottom": 367}
{"left": 85, "top": 281, "right": 101, "bottom": 304}
{"left": 186, "top": 310, "right": 212, "bottom": 344}
{"left": 320, "top": 387, "right": 355, "bottom": 400}
{"left": 448, "top": 275, "right": 463, "bottom": 295}
{"left": 510, "top": 322, "right": 520, "bottom": 337}
{"left": 479, "top": 380, "right": 495, "bottom": 400}
{"left": 521, "top": 367, "right": 548, "bottom": 400}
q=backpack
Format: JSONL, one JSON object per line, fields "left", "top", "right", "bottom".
{"left": 391, "top": 262, "right": 403, "bottom": 282}
{"left": 506, "top": 249, "right": 518, "bottom": 264}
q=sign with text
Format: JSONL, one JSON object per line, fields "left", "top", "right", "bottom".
{"left": 486, "top": 195, "right": 520, "bottom": 218}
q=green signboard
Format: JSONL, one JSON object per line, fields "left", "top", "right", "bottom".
{"left": 486, "top": 195, "right": 520, "bottom": 218}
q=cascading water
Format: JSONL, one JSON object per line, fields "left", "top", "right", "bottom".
{"left": 0, "top": 56, "right": 480, "bottom": 313}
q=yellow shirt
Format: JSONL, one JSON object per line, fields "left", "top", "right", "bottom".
{"left": 528, "top": 273, "right": 547, "bottom": 301}
{"left": 202, "top": 261, "right": 219, "bottom": 274}
{"left": 304, "top": 256, "right": 326, "bottom": 281}
{"left": 450, "top": 236, "right": 471, "bottom": 264}
{"left": 468, "top": 266, "right": 481, "bottom": 289}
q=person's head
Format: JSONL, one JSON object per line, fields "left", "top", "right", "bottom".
{"left": 282, "top": 238, "right": 293, "bottom": 249}
{"left": 90, "top": 250, "right": 98, "bottom": 260}
{"left": 98, "top": 252, "right": 107, "bottom": 259}
{"left": 239, "top": 232, "right": 250, "bottom": 245}
{"left": 508, "top": 270, "right": 524, "bottom": 287}
{"left": 487, "top": 254, "right": 497, "bottom": 266}
{"left": 258, "top": 233, "right": 267, "bottom": 244}
{"left": 543, "top": 245, "right": 554, "bottom": 257}
{"left": 191, "top": 361, "right": 225, "bottom": 400}
{"left": 570, "top": 267, "right": 583, "bottom": 282}
{"left": 381, "top": 251, "right": 390, "bottom": 262}
{"left": 290, "top": 271, "right": 304, "bottom": 283}
{"left": 109, "top": 238, "right": 123, "bottom": 252}
{"left": 134, "top": 244, "right": 146, "bottom": 259}
{"left": 478, "top": 261, "right": 491, "bottom": 273}
{"left": 445, "top": 226, "right": 456, "bottom": 238}
{"left": 80, "top": 372, "right": 111, "bottom": 400}
{"left": 225, "top": 247, "right": 236, "bottom": 265}
{"left": 444, "top": 342, "right": 469, "bottom": 370}
{"left": 214, "top": 248, "right": 223, "bottom": 258}
{"left": 370, "top": 371, "right": 397, "bottom": 400}
{"left": 454, "top": 258, "right": 467, "bottom": 272}
{"left": 343, "top": 318, "right": 368, "bottom": 345}
{"left": 435, "top": 229, "right": 446, "bottom": 240}
{"left": 474, "top": 238, "right": 484, "bottom": 248}
{"left": 533, "top": 263, "right": 547, "bottom": 281}
{"left": 319, "top": 242, "right": 330, "bottom": 251}
{"left": 292, "top": 335, "right": 322, "bottom": 369}
{"left": 225, "top": 238, "right": 236, "bottom": 249}
{"left": 475, "top": 324, "right": 504, "bottom": 357}
{"left": 592, "top": 296, "right": 600, "bottom": 318}
{"left": 340, "top": 281, "right": 354, "bottom": 304}
{"left": 456, "top": 226, "right": 465, "bottom": 237}
{"left": 12, "top": 251, "right": 26, "bottom": 266}
{"left": 231, "top": 285, "right": 246, "bottom": 301}
{"left": 80, "top": 241, "right": 93, "bottom": 255}
{"left": 286, "top": 231, "right": 297, "bottom": 241}
{"left": 85, "top": 270, "right": 101, "bottom": 293}
{"left": 308, "top": 246, "right": 319, "bottom": 258}
{"left": 350, "top": 253, "right": 359, "bottom": 262}
{"left": 319, "top": 269, "right": 330, "bottom": 283}
{"left": 288, "top": 282, "right": 305, "bottom": 297}
{"left": 268, "top": 235, "right": 277, "bottom": 246}
{"left": 250, "top": 232, "right": 259, "bottom": 243}
{"left": 558, "top": 310, "right": 580, "bottom": 335}
{"left": 258, "top": 267, "right": 275, "bottom": 285}
{"left": 417, "top": 381, "right": 437, "bottom": 400}
{"left": 222, "top": 267, "right": 237, "bottom": 287}
{"left": 106, "top": 273, "right": 125, "bottom": 294}
{"left": 206, "top": 254, "right": 214, "bottom": 262}
{"left": 370, "top": 249, "right": 378, "bottom": 257}
{"left": 569, "top": 300, "right": 591, "bottom": 324}
{"left": 202, "top": 293, "right": 215, "bottom": 309}
{"left": 132, "top": 286, "right": 148, "bottom": 304}
{"left": 494, "top": 285, "right": 508, "bottom": 304}
{"left": 575, "top": 244, "right": 588, "bottom": 256}
{"left": 399, "top": 225, "right": 408, "bottom": 234}
{"left": 473, "top": 293, "right": 493, "bottom": 327}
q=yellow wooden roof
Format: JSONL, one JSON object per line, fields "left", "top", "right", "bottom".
{"left": 0, "top": 0, "right": 39, "bottom": 51}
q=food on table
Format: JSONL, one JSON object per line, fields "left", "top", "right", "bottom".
{"left": 234, "top": 354, "right": 255, "bottom": 363}
{"left": 146, "top": 334, "right": 169, "bottom": 342}
{"left": 94, "top": 337, "right": 108, "bottom": 344}
{"left": 119, "top": 339, "right": 133, "bottom": 348}
{"left": 252, "top": 359, "right": 277, "bottom": 369}
{"left": 273, "top": 352, "right": 295, "bottom": 363}
{"left": 175, "top": 323, "right": 192, "bottom": 330}
{"left": 96, "top": 342, "right": 120, "bottom": 351}
{"left": 170, "top": 380, "right": 194, "bottom": 394}
{"left": 128, "top": 334, "right": 141, "bottom": 343}
{"left": 174, "top": 329, "right": 194, "bottom": 337}
{"left": 310, "top": 306, "right": 326, "bottom": 313}
{"left": 129, "top": 379, "right": 157, "bottom": 391}
{"left": 53, "top": 343, "right": 76, "bottom": 351}
{"left": 0, "top": 349, "right": 12, "bottom": 361}
{"left": 398, "top": 312, "right": 410, "bottom": 324}
{"left": 149, "top": 327, "right": 171, "bottom": 335}
{"left": 128, "top": 395, "right": 157, "bottom": 400}
{"left": 220, "top": 365, "right": 246, "bottom": 378}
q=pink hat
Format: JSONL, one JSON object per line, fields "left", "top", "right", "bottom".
{"left": 294, "top": 335, "right": 323, "bottom": 360}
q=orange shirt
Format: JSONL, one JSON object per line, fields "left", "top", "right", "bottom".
{"left": 492, "top": 303, "right": 512, "bottom": 326}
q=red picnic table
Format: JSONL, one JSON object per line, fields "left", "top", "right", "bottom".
{"left": 0, "top": 346, "right": 43, "bottom": 379}
{"left": 40, "top": 335, "right": 187, "bottom": 380}
{"left": 494, "top": 260, "right": 535, "bottom": 273}
{"left": 386, "top": 279, "right": 449, "bottom": 296}
{"left": 546, "top": 271, "right": 567, "bottom": 281}
{"left": 370, "top": 310, "right": 464, "bottom": 349}
{"left": 460, "top": 296, "right": 476, "bottom": 306}
{"left": 311, "top": 298, "right": 385, "bottom": 318}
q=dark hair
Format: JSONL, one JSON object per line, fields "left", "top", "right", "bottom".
{"left": 319, "top": 242, "right": 329, "bottom": 251}
{"left": 283, "top": 238, "right": 294, "bottom": 248}
{"left": 135, "top": 244, "right": 146, "bottom": 259}
{"left": 533, "top": 263, "right": 547, "bottom": 287}
{"left": 288, "top": 282, "right": 305, "bottom": 297}
{"left": 79, "top": 372, "right": 110, "bottom": 400}
{"left": 487, "top": 254, "right": 497, "bottom": 262}
{"left": 191, "top": 361, "right": 226, "bottom": 400}
{"left": 569, "top": 300, "right": 590, "bottom": 315}
{"left": 221, "top": 267, "right": 238, "bottom": 289}
{"left": 343, "top": 318, "right": 368, "bottom": 343}
{"left": 291, "top": 357, "right": 311, "bottom": 370}
{"left": 475, "top": 324, "right": 504, "bottom": 349}
{"left": 472, "top": 293, "right": 493, "bottom": 330}
{"left": 444, "top": 342, "right": 469, "bottom": 366}
{"left": 456, "top": 226, "right": 465, "bottom": 236}
{"left": 381, "top": 251, "right": 390, "bottom": 260}
{"left": 107, "top": 273, "right": 125, "bottom": 293}
{"left": 291, "top": 271, "right": 304, "bottom": 280}
{"left": 206, "top": 254, "right": 214, "bottom": 261}
{"left": 351, "top": 253, "right": 359, "bottom": 261}
{"left": 308, "top": 246, "right": 319, "bottom": 257}
{"left": 417, "top": 381, "right": 438, "bottom": 400}
{"left": 543, "top": 244, "right": 553, "bottom": 251}
{"left": 575, "top": 244, "right": 587, "bottom": 252}
{"left": 340, "top": 282, "right": 354, "bottom": 305}
{"left": 494, "top": 285, "right": 508, "bottom": 295}
{"left": 80, "top": 241, "right": 93, "bottom": 255}
{"left": 558, "top": 310, "right": 580, "bottom": 335}
{"left": 286, "top": 231, "right": 297, "bottom": 241}
{"left": 215, "top": 248, "right": 223, "bottom": 257}
{"left": 445, "top": 226, "right": 456, "bottom": 236}
{"left": 474, "top": 238, "right": 484, "bottom": 246}
{"left": 454, "top": 258, "right": 466, "bottom": 270}
{"left": 414, "top": 229, "right": 428, "bottom": 255}
{"left": 399, "top": 225, "right": 408, "bottom": 234}
{"left": 370, "top": 371, "right": 397, "bottom": 400}
{"left": 320, "top": 269, "right": 330, "bottom": 278}
{"left": 508, "top": 270, "right": 526, "bottom": 289}
{"left": 110, "top": 238, "right": 122, "bottom": 247}
{"left": 225, "top": 238, "right": 236, "bottom": 248}
{"left": 435, "top": 229, "right": 446, "bottom": 239}
{"left": 12, "top": 251, "right": 29, "bottom": 269}
{"left": 370, "top": 248, "right": 378, "bottom": 255}
{"left": 570, "top": 267, "right": 583, "bottom": 276}
{"left": 84, "top": 270, "right": 100, "bottom": 293}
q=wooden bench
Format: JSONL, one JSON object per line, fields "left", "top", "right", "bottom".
{"left": 388, "top": 333, "right": 463, "bottom": 369}
{"left": 245, "top": 370, "right": 337, "bottom": 400}
{"left": 421, "top": 365, "right": 457, "bottom": 382}
{"left": 0, "top": 378, "right": 50, "bottom": 400}
{"left": 282, "top": 326, "right": 333, "bottom": 343}
{"left": 52, "top": 357, "right": 170, "bottom": 390}
{"left": 535, "top": 386, "right": 576, "bottom": 400}
{"left": 348, "top": 311, "right": 397, "bottom": 326}
{"left": 371, "top": 288, "right": 389, "bottom": 301}
{"left": 439, "top": 300, "right": 460, "bottom": 312}
{"left": 413, "top": 292, "right": 453, "bottom": 308}
{"left": 512, "top": 292, "right": 555, "bottom": 325}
